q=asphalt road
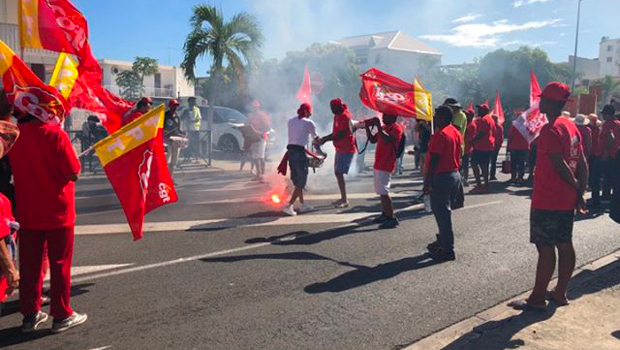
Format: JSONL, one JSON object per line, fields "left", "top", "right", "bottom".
{"left": 1, "top": 157, "right": 619, "bottom": 350}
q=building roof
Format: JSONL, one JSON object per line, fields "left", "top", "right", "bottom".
{"left": 335, "top": 31, "right": 441, "bottom": 55}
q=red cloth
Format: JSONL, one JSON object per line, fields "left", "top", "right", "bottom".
{"left": 277, "top": 152, "right": 290, "bottom": 176}
{"left": 508, "top": 126, "right": 529, "bottom": 151}
{"left": 576, "top": 125, "right": 592, "bottom": 158}
{"left": 464, "top": 121, "right": 477, "bottom": 155}
{"left": 9, "top": 121, "right": 80, "bottom": 230}
{"left": 494, "top": 124, "right": 504, "bottom": 151}
{"left": 359, "top": 69, "right": 417, "bottom": 118}
{"left": 374, "top": 123, "right": 404, "bottom": 172}
{"left": 0, "top": 193, "right": 13, "bottom": 240}
{"left": 590, "top": 125, "right": 601, "bottom": 156}
{"left": 121, "top": 110, "right": 143, "bottom": 128}
{"left": 599, "top": 120, "right": 620, "bottom": 159}
{"left": 429, "top": 125, "right": 462, "bottom": 174}
{"left": 19, "top": 226, "right": 74, "bottom": 320}
{"left": 473, "top": 115, "right": 496, "bottom": 151}
{"left": 532, "top": 118, "right": 583, "bottom": 211}
{"left": 332, "top": 112, "right": 356, "bottom": 153}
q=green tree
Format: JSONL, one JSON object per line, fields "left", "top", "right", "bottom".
{"left": 596, "top": 75, "right": 620, "bottom": 103}
{"left": 116, "top": 70, "right": 142, "bottom": 100}
{"left": 133, "top": 56, "right": 159, "bottom": 94}
{"left": 181, "top": 4, "right": 263, "bottom": 135}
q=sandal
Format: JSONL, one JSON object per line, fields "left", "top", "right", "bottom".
{"left": 546, "top": 291, "right": 570, "bottom": 306}
{"left": 508, "top": 299, "right": 546, "bottom": 311}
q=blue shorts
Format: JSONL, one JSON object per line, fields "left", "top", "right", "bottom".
{"left": 288, "top": 148, "right": 309, "bottom": 188}
{"left": 335, "top": 152, "right": 354, "bottom": 174}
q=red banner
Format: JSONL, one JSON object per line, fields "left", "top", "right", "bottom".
{"left": 359, "top": 69, "right": 417, "bottom": 118}
{"left": 512, "top": 71, "right": 547, "bottom": 144}
{"left": 296, "top": 66, "right": 312, "bottom": 108}
{"left": 491, "top": 91, "right": 505, "bottom": 125}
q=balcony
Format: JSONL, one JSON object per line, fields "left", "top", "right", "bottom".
{"left": 0, "top": 23, "right": 19, "bottom": 51}
{"left": 104, "top": 85, "right": 177, "bottom": 99}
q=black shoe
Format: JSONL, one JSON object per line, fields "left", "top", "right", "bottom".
{"left": 490, "top": 176, "right": 498, "bottom": 181}
{"left": 427, "top": 241, "right": 440, "bottom": 253}
{"left": 379, "top": 217, "right": 399, "bottom": 229}
{"left": 429, "top": 248, "right": 456, "bottom": 261}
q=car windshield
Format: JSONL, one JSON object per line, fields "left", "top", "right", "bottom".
{"left": 215, "top": 107, "right": 247, "bottom": 124}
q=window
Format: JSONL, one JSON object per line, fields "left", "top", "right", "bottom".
{"left": 154, "top": 73, "right": 161, "bottom": 89}
{"left": 608, "top": 57, "right": 613, "bottom": 62}
{"left": 608, "top": 45, "right": 613, "bottom": 52}
{"left": 30, "top": 63, "right": 46, "bottom": 81}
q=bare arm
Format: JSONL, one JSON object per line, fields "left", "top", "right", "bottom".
{"left": 549, "top": 153, "right": 579, "bottom": 190}
{"left": 424, "top": 153, "right": 440, "bottom": 193}
{"left": 0, "top": 239, "right": 18, "bottom": 295}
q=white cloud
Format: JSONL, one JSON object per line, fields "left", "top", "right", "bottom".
{"left": 452, "top": 14, "right": 482, "bottom": 24}
{"left": 420, "top": 19, "right": 561, "bottom": 48}
{"left": 513, "top": 0, "right": 553, "bottom": 8}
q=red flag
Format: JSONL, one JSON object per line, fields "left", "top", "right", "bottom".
{"left": 512, "top": 70, "right": 547, "bottom": 144}
{"left": 94, "top": 105, "right": 177, "bottom": 240}
{"left": 359, "top": 68, "right": 417, "bottom": 118}
{"left": 530, "top": 70, "right": 542, "bottom": 107}
{"left": 0, "top": 40, "right": 70, "bottom": 124}
{"left": 491, "top": 91, "right": 505, "bottom": 125}
{"left": 296, "top": 66, "right": 312, "bottom": 107}
{"left": 465, "top": 101, "right": 474, "bottom": 114}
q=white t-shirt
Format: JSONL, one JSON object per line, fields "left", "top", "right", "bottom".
{"left": 288, "top": 116, "right": 317, "bottom": 146}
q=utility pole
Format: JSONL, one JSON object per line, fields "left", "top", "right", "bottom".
{"left": 571, "top": 0, "right": 584, "bottom": 91}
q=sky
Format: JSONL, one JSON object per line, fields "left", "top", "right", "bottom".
{"left": 73, "top": 0, "right": 616, "bottom": 75}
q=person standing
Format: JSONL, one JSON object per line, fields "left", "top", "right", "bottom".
{"left": 509, "top": 82, "right": 587, "bottom": 310}
{"left": 461, "top": 110, "right": 477, "bottom": 187}
{"left": 470, "top": 102, "right": 496, "bottom": 193}
{"left": 183, "top": 97, "right": 203, "bottom": 160}
{"left": 366, "top": 114, "right": 404, "bottom": 229}
{"left": 248, "top": 101, "right": 272, "bottom": 182}
{"left": 282, "top": 103, "right": 319, "bottom": 216}
{"left": 424, "top": 106, "right": 463, "bottom": 261}
{"left": 164, "top": 99, "right": 185, "bottom": 177}
{"left": 588, "top": 113, "right": 603, "bottom": 208}
{"left": 444, "top": 98, "right": 467, "bottom": 154}
{"left": 573, "top": 114, "right": 592, "bottom": 161}
{"left": 10, "top": 113, "right": 87, "bottom": 333}
{"left": 320, "top": 98, "right": 357, "bottom": 208}
{"left": 599, "top": 104, "right": 620, "bottom": 203}
{"left": 490, "top": 115, "right": 504, "bottom": 181}
{"left": 121, "top": 97, "right": 152, "bottom": 127}
{"left": 416, "top": 121, "right": 432, "bottom": 174}
{"left": 507, "top": 124, "right": 529, "bottom": 184}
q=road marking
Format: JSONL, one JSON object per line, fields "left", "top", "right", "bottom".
{"left": 71, "top": 201, "right": 502, "bottom": 283}
{"left": 84, "top": 347, "right": 111, "bottom": 350}
{"left": 194, "top": 191, "right": 421, "bottom": 205}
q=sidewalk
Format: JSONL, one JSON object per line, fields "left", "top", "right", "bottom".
{"left": 407, "top": 252, "right": 620, "bottom": 350}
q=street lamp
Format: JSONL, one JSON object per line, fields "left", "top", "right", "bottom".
{"left": 571, "top": 0, "right": 588, "bottom": 91}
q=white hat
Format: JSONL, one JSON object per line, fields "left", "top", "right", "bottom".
{"left": 573, "top": 114, "right": 590, "bottom": 126}
{"left": 561, "top": 111, "right": 572, "bottom": 118}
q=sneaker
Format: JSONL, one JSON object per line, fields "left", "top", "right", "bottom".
{"left": 379, "top": 217, "right": 399, "bottom": 229}
{"left": 51, "top": 312, "right": 88, "bottom": 334}
{"left": 429, "top": 248, "right": 456, "bottom": 262}
{"left": 22, "top": 311, "right": 49, "bottom": 333}
{"left": 282, "top": 204, "right": 297, "bottom": 216}
{"left": 373, "top": 214, "right": 389, "bottom": 224}
{"left": 298, "top": 203, "right": 314, "bottom": 213}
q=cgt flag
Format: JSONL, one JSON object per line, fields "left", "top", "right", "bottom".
{"left": 512, "top": 70, "right": 547, "bottom": 144}
{"left": 94, "top": 104, "right": 178, "bottom": 240}
{"left": 0, "top": 40, "right": 69, "bottom": 124}
{"left": 359, "top": 68, "right": 432, "bottom": 120}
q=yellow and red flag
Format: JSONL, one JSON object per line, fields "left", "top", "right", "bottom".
{"left": 0, "top": 40, "right": 69, "bottom": 124}
{"left": 94, "top": 104, "right": 178, "bottom": 240}
{"left": 413, "top": 78, "right": 433, "bottom": 122}
{"left": 49, "top": 53, "right": 79, "bottom": 98}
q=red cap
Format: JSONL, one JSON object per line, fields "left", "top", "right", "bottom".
{"left": 539, "top": 82, "right": 572, "bottom": 102}
{"left": 298, "top": 103, "right": 312, "bottom": 114}
{"left": 252, "top": 100, "right": 261, "bottom": 108}
{"left": 169, "top": 99, "right": 180, "bottom": 106}
{"left": 141, "top": 97, "right": 153, "bottom": 104}
{"left": 476, "top": 102, "right": 490, "bottom": 110}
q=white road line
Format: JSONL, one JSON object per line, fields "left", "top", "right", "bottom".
{"left": 71, "top": 201, "right": 502, "bottom": 283}
{"left": 194, "top": 191, "right": 421, "bottom": 205}
{"left": 46, "top": 264, "right": 135, "bottom": 281}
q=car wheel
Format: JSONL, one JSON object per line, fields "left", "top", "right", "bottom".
{"left": 218, "top": 134, "right": 240, "bottom": 153}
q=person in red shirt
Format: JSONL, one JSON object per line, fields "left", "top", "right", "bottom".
{"left": 587, "top": 113, "right": 603, "bottom": 207}
{"left": 424, "top": 106, "right": 463, "bottom": 261}
{"left": 573, "top": 114, "right": 592, "bottom": 159}
{"left": 365, "top": 114, "right": 404, "bottom": 229}
{"left": 0, "top": 118, "right": 19, "bottom": 304}
{"left": 320, "top": 98, "right": 357, "bottom": 208}
{"left": 507, "top": 125, "right": 530, "bottom": 183}
{"left": 599, "top": 104, "right": 620, "bottom": 203}
{"left": 461, "top": 111, "right": 476, "bottom": 186}
{"left": 121, "top": 97, "right": 152, "bottom": 127}
{"left": 490, "top": 115, "right": 504, "bottom": 181}
{"left": 9, "top": 114, "right": 87, "bottom": 333}
{"left": 470, "top": 103, "right": 496, "bottom": 193}
{"left": 509, "top": 82, "right": 588, "bottom": 311}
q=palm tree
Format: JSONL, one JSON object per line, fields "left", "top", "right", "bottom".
{"left": 597, "top": 75, "right": 620, "bottom": 104}
{"left": 181, "top": 5, "right": 263, "bottom": 163}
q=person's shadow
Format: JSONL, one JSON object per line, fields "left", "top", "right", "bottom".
{"left": 304, "top": 253, "right": 441, "bottom": 294}
{"left": 612, "top": 330, "right": 620, "bottom": 340}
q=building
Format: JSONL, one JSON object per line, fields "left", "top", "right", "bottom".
{"left": 332, "top": 30, "right": 442, "bottom": 81}
{"left": 599, "top": 37, "right": 620, "bottom": 78}
{"left": 99, "top": 59, "right": 194, "bottom": 99}
{"left": 568, "top": 55, "right": 600, "bottom": 83}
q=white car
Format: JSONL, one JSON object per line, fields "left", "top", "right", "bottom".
{"left": 176, "top": 104, "right": 246, "bottom": 152}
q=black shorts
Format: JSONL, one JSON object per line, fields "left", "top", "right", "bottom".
{"left": 530, "top": 209, "right": 575, "bottom": 246}
{"left": 288, "top": 147, "right": 309, "bottom": 189}
{"left": 471, "top": 150, "right": 492, "bottom": 166}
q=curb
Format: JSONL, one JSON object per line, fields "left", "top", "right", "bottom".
{"left": 404, "top": 249, "right": 620, "bottom": 350}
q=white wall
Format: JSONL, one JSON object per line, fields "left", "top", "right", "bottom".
{"left": 599, "top": 39, "right": 620, "bottom": 78}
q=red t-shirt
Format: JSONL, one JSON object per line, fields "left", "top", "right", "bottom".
{"left": 599, "top": 120, "right": 620, "bottom": 158}
{"left": 429, "top": 125, "right": 462, "bottom": 174}
{"left": 249, "top": 111, "right": 272, "bottom": 141}
{"left": 9, "top": 121, "right": 81, "bottom": 230}
{"left": 494, "top": 124, "right": 504, "bottom": 151}
{"left": 473, "top": 115, "right": 496, "bottom": 151}
{"left": 122, "top": 110, "right": 143, "bottom": 127}
{"left": 576, "top": 125, "right": 592, "bottom": 158}
{"left": 0, "top": 193, "right": 13, "bottom": 240}
{"left": 374, "top": 123, "right": 404, "bottom": 173}
{"left": 590, "top": 125, "right": 601, "bottom": 156}
{"left": 508, "top": 126, "right": 529, "bottom": 151}
{"left": 332, "top": 112, "right": 356, "bottom": 154}
{"left": 464, "top": 122, "right": 477, "bottom": 155}
{"left": 532, "top": 118, "right": 583, "bottom": 211}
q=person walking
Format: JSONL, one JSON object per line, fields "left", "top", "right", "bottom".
{"left": 366, "top": 114, "right": 404, "bottom": 229}
{"left": 10, "top": 112, "right": 87, "bottom": 333}
{"left": 490, "top": 115, "right": 504, "bottom": 181}
{"left": 282, "top": 103, "right": 319, "bottom": 216}
{"left": 121, "top": 97, "right": 152, "bottom": 127}
{"left": 588, "top": 113, "right": 603, "bottom": 208}
{"left": 470, "top": 102, "right": 496, "bottom": 193}
{"left": 164, "top": 99, "right": 186, "bottom": 178}
{"left": 509, "top": 82, "right": 587, "bottom": 311}
{"left": 424, "top": 106, "right": 463, "bottom": 261}
{"left": 599, "top": 104, "right": 620, "bottom": 204}
{"left": 461, "top": 110, "right": 476, "bottom": 187}
{"left": 507, "top": 124, "right": 529, "bottom": 184}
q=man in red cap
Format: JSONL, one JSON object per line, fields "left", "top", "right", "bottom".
{"left": 470, "top": 102, "right": 496, "bottom": 193}
{"left": 509, "top": 82, "right": 588, "bottom": 311}
{"left": 320, "top": 98, "right": 357, "bottom": 208}
{"left": 164, "top": 99, "right": 185, "bottom": 177}
{"left": 121, "top": 97, "right": 152, "bottom": 127}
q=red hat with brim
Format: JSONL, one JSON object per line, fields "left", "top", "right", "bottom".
{"left": 169, "top": 99, "right": 180, "bottom": 106}
{"left": 476, "top": 102, "right": 490, "bottom": 110}
{"left": 539, "top": 82, "right": 573, "bottom": 102}
{"left": 141, "top": 97, "right": 153, "bottom": 104}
